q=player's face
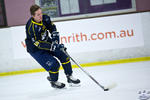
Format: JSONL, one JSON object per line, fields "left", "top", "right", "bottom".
{"left": 33, "top": 8, "right": 43, "bottom": 23}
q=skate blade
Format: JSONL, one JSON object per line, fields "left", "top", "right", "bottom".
{"left": 69, "top": 83, "right": 81, "bottom": 87}
{"left": 51, "top": 85, "right": 66, "bottom": 89}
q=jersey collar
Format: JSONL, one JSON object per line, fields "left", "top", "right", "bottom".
{"left": 31, "top": 18, "right": 43, "bottom": 26}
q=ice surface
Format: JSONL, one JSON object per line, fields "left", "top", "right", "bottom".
{"left": 0, "top": 61, "right": 150, "bottom": 100}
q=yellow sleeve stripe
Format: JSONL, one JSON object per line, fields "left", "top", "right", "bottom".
{"left": 33, "top": 40, "right": 51, "bottom": 50}
{"left": 28, "top": 23, "right": 32, "bottom": 35}
{"left": 33, "top": 41, "right": 51, "bottom": 47}
{"left": 32, "top": 24, "right": 37, "bottom": 41}
{"left": 38, "top": 47, "right": 49, "bottom": 50}
{"left": 38, "top": 40, "right": 51, "bottom": 44}
{"left": 37, "top": 40, "right": 51, "bottom": 50}
{"left": 62, "top": 60, "right": 70, "bottom": 65}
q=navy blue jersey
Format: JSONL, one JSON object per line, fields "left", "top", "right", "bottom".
{"left": 25, "top": 15, "right": 57, "bottom": 53}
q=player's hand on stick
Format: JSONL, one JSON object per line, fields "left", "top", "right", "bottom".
{"left": 50, "top": 43, "right": 66, "bottom": 52}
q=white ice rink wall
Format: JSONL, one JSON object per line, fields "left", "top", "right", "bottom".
{"left": 0, "top": 12, "right": 150, "bottom": 73}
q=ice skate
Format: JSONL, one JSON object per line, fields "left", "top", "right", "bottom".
{"left": 67, "top": 75, "right": 81, "bottom": 87}
{"left": 47, "top": 76, "right": 65, "bottom": 89}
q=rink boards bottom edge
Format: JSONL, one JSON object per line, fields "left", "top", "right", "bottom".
{"left": 0, "top": 56, "right": 150, "bottom": 77}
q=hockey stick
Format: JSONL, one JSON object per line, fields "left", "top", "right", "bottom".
{"left": 64, "top": 51, "right": 117, "bottom": 91}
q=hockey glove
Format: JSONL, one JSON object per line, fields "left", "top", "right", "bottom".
{"left": 50, "top": 43, "right": 65, "bottom": 52}
{"left": 51, "top": 31, "right": 59, "bottom": 44}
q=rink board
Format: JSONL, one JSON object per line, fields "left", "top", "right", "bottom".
{"left": 0, "top": 56, "right": 150, "bottom": 77}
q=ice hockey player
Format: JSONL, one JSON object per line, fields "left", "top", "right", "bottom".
{"left": 25, "top": 4, "right": 80, "bottom": 89}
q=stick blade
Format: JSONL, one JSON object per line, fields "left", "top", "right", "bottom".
{"left": 104, "top": 83, "right": 117, "bottom": 91}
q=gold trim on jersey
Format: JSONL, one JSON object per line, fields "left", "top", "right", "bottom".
{"left": 31, "top": 19, "right": 43, "bottom": 26}
{"left": 28, "top": 23, "right": 32, "bottom": 35}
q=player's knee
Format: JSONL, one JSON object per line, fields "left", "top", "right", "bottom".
{"left": 48, "top": 60, "right": 60, "bottom": 73}
{"left": 62, "top": 56, "right": 70, "bottom": 63}
{"left": 61, "top": 57, "right": 70, "bottom": 66}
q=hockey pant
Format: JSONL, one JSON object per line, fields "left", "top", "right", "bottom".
{"left": 29, "top": 50, "right": 73, "bottom": 81}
